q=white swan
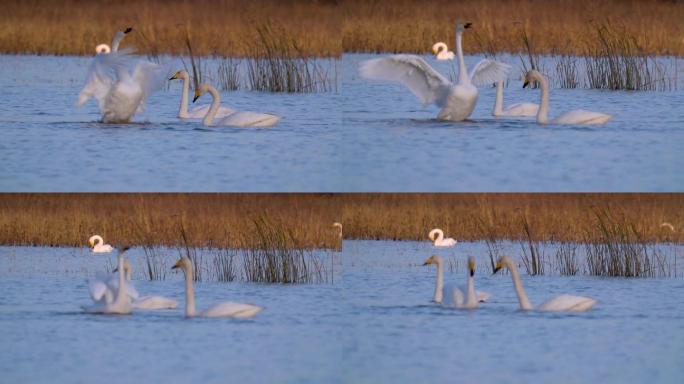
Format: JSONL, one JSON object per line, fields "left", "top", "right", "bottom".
{"left": 88, "top": 235, "right": 113, "bottom": 253}
{"left": 423, "top": 255, "right": 490, "bottom": 304}
{"left": 333, "top": 222, "right": 343, "bottom": 239}
{"left": 492, "top": 80, "right": 539, "bottom": 117}
{"left": 77, "top": 27, "right": 167, "bottom": 123}
{"left": 172, "top": 256, "right": 263, "bottom": 318}
{"left": 428, "top": 228, "right": 457, "bottom": 247}
{"left": 494, "top": 256, "right": 597, "bottom": 312}
{"left": 432, "top": 42, "right": 454, "bottom": 60}
{"left": 193, "top": 83, "right": 281, "bottom": 127}
{"left": 116, "top": 259, "right": 178, "bottom": 310}
{"left": 84, "top": 247, "right": 134, "bottom": 314}
{"left": 359, "top": 22, "right": 511, "bottom": 121}
{"left": 524, "top": 70, "right": 612, "bottom": 125}
{"left": 169, "top": 70, "right": 234, "bottom": 119}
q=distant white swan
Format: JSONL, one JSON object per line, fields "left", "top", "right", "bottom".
{"left": 492, "top": 80, "right": 539, "bottom": 117}
{"left": 494, "top": 256, "right": 597, "bottom": 312}
{"left": 193, "top": 83, "right": 281, "bottom": 127}
{"left": 117, "top": 259, "right": 178, "bottom": 310}
{"left": 172, "top": 256, "right": 263, "bottom": 318}
{"left": 77, "top": 27, "right": 167, "bottom": 123}
{"left": 84, "top": 247, "right": 134, "bottom": 314}
{"left": 428, "top": 228, "right": 457, "bottom": 247}
{"left": 92, "top": 27, "right": 131, "bottom": 55}
{"left": 359, "top": 22, "right": 511, "bottom": 121}
{"left": 660, "top": 222, "right": 675, "bottom": 232}
{"left": 88, "top": 235, "right": 113, "bottom": 253}
{"left": 524, "top": 70, "right": 612, "bottom": 125}
{"left": 333, "top": 222, "right": 343, "bottom": 239}
{"left": 432, "top": 42, "right": 454, "bottom": 60}
{"left": 169, "top": 70, "right": 234, "bottom": 119}
{"left": 423, "top": 255, "right": 490, "bottom": 304}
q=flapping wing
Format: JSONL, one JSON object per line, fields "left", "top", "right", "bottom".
{"left": 359, "top": 54, "right": 451, "bottom": 106}
{"left": 77, "top": 49, "right": 133, "bottom": 108}
{"left": 132, "top": 61, "right": 168, "bottom": 112}
{"left": 469, "top": 59, "right": 512, "bottom": 87}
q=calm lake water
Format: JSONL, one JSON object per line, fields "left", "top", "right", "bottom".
{"left": 341, "top": 54, "right": 684, "bottom": 191}
{"left": 0, "top": 55, "right": 343, "bottom": 191}
{"left": 2, "top": 243, "right": 682, "bottom": 383}
{"left": 1, "top": 54, "right": 682, "bottom": 191}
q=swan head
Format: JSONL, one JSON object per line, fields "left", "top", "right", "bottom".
{"left": 422, "top": 254, "right": 441, "bottom": 266}
{"left": 493, "top": 256, "right": 513, "bottom": 274}
{"left": 523, "top": 70, "right": 543, "bottom": 88}
{"left": 193, "top": 83, "right": 209, "bottom": 103}
{"left": 88, "top": 235, "right": 102, "bottom": 248}
{"left": 456, "top": 22, "right": 473, "bottom": 33}
{"left": 95, "top": 44, "right": 111, "bottom": 54}
{"left": 169, "top": 70, "right": 189, "bottom": 81}
{"left": 432, "top": 42, "right": 447, "bottom": 55}
{"left": 468, "top": 256, "right": 475, "bottom": 277}
{"left": 172, "top": 256, "right": 192, "bottom": 271}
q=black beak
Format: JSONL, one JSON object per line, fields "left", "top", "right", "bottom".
{"left": 124, "top": 27, "right": 133, "bottom": 34}
{"left": 171, "top": 265, "right": 179, "bottom": 270}
{"left": 470, "top": 269, "right": 474, "bottom": 277}
{"left": 523, "top": 81, "right": 529, "bottom": 88}
{"left": 169, "top": 76, "right": 175, "bottom": 81}
{"left": 192, "top": 95, "right": 199, "bottom": 103}
{"left": 422, "top": 262, "right": 429, "bottom": 266}
{"left": 113, "top": 267, "right": 119, "bottom": 272}
{"left": 492, "top": 266, "right": 502, "bottom": 275}
{"left": 464, "top": 22, "right": 473, "bottom": 29}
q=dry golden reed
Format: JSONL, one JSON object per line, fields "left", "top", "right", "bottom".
{"left": 0, "top": 194, "right": 681, "bottom": 248}
{"left": 2, "top": 1, "right": 683, "bottom": 57}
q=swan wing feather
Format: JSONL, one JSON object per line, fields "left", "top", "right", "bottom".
{"left": 552, "top": 110, "right": 612, "bottom": 125}
{"left": 217, "top": 111, "right": 281, "bottom": 127}
{"left": 537, "top": 294, "right": 597, "bottom": 312}
{"left": 469, "top": 59, "right": 512, "bottom": 87}
{"left": 359, "top": 54, "right": 451, "bottom": 106}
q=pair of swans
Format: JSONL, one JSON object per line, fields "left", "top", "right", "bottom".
{"left": 494, "top": 256, "right": 597, "bottom": 312}
{"left": 88, "top": 235, "right": 113, "bottom": 253}
{"left": 424, "top": 255, "right": 487, "bottom": 309}
{"left": 360, "top": 22, "right": 511, "bottom": 121}
{"left": 172, "top": 256, "right": 263, "bottom": 318}
{"left": 169, "top": 70, "right": 281, "bottom": 127}
{"left": 77, "top": 27, "right": 166, "bottom": 123}
{"left": 428, "top": 228, "right": 457, "bottom": 247}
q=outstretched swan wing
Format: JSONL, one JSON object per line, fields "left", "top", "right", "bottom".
{"left": 131, "top": 61, "right": 168, "bottom": 113}
{"left": 77, "top": 49, "right": 132, "bottom": 108}
{"left": 469, "top": 59, "right": 512, "bottom": 87}
{"left": 359, "top": 54, "right": 451, "bottom": 106}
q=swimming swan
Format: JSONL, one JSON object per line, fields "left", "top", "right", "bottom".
{"left": 78, "top": 27, "right": 167, "bottom": 123}
{"left": 88, "top": 235, "right": 113, "bottom": 253}
{"left": 359, "top": 22, "right": 511, "bottom": 121}
{"left": 432, "top": 42, "right": 454, "bottom": 60}
{"left": 493, "top": 256, "right": 597, "bottom": 312}
{"left": 172, "top": 256, "right": 263, "bottom": 318}
{"left": 169, "top": 70, "right": 234, "bottom": 119}
{"left": 84, "top": 247, "right": 134, "bottom": 314}
{"left": 428, "top": 228, "right": 457, "bottom": 247}
{"left": 193, "top": 83, "right": 281, "bottom": 127}
{"left": 492, "top": 80, "right": 539, "bottom": 117}
{"left": 333, "top": 222, "right": 343, "bottom": 239}
{"left": 423, "top": 255, "right": 490, "bottom": 305}
{"left": 524, "top": 70, "right": 612, "bottom": 125}
{"left": 116, "top": 259, "right": 178, "bottom": 310}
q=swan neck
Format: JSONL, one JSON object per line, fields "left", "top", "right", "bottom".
{"left": 507, "top": 260, "right": 533, "bottom": 310}
{"left": 466, "top": 273, "right": 477, "bottom": 307}
{"left": 179, "top": 75, "right": 189, "bottom": 118}
{"left": 436, "top": 229, "right": 444, "bottom": 242}
{"left": 203, "top": 86, "right": 221, "bottom": 126}
{"left": 111, "top": 31, "right": 125, "bottom": 52}
{"left": 115, "top": 255, "right": 126, "bottom": 304}
{"left": 184, "top": 263, "right": 196, "bottom": 317}
{"left": 434, "top": 257, "right": 443, "bottom": 303}
{"left": 537, "top": 75, "right": 549, "bottom": 124}
{"left": 455, "top": 30, "right": 468, "bottom": 84}
{"left": 493, "top": 81, "right": 504, "bottom": 116}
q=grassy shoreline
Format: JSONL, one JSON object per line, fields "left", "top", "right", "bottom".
{"left": 2, "top": 1, "right": 682, "bottom": 57}
{"left": 0, "top": 194, "right": 681, "bottom": 248}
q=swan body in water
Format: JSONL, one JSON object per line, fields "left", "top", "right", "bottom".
{"left": 77, "top": 27, "right": 167, "bottom": 123}
{"left": 88, "top": 235, "right": 113, "bottom": 253}
{"left": 423, "top": 255, "right": 490, "bottom": 305}
{"left": 172, "top": 256, "right": 263, "bottom": 318}
{"left": 169, "top": 70, "right": 234, "bottom": 119}
{"left": 193, "top": 83, "right": 281, "bottom": 127}
{"left": 432, "top": 42, "right": 454, "bottom": 60}
{"left": 494, "top": 256, "right": 597, "bottom": 312}
{"left": 492, "top": 80, "right": 539, "bottom": 117}
{"left": 428, "top": 228, "right": 457, "bottom": 247}
{"left": 359, "top": 22, "right": 511, "bottom": 121}
{"left": 84, "top": 247, "right": 134, "bottom": 314}
{"left": 524, "top": 70, "right": 612, "bottom": 125}
{"left": 116, "top": 259, "right": 178, "bottom": 310}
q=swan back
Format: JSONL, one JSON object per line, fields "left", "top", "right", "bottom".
{"left": 201, "top": 302, "right": 263, "bottom": 318}
{"left": 551, "top": 110, "right": 612, "bottom": 125}
{"left": 536, "top": 294, "right": 597, "bottom": 312}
